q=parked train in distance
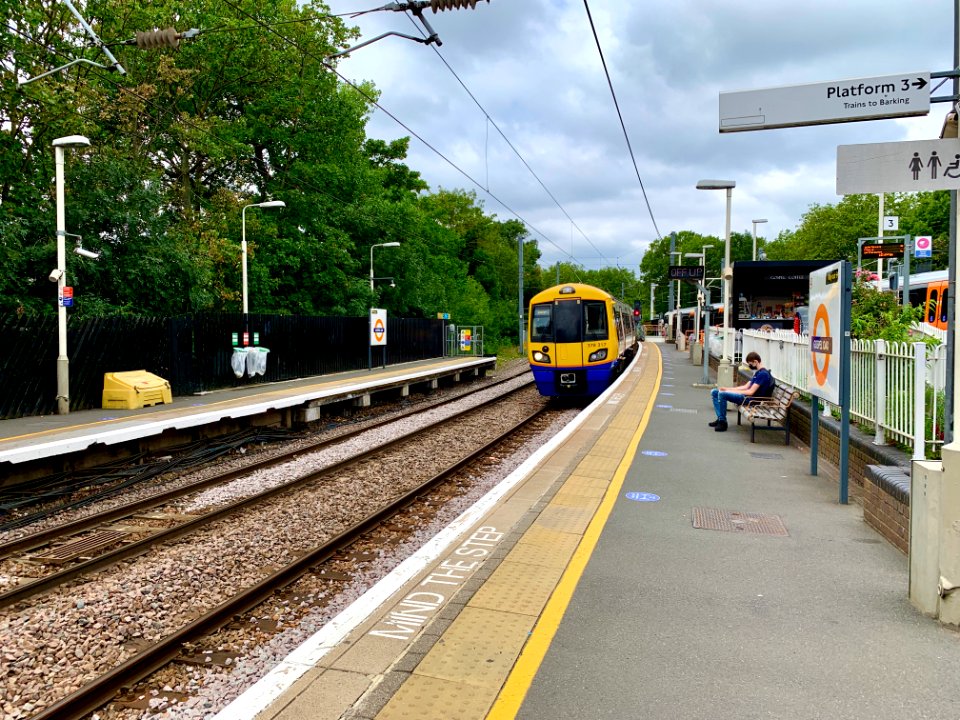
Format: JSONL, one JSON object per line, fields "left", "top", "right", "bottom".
{"left": 527, "top": 283, "right": 641, "bottom": 397}
{"left": 904, "top": 269, "right": 948, "bottom": 331}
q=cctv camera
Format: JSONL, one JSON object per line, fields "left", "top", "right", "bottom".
{"left": 48, "top": 268, "right": 64, "bottom": 283}
{"left": 74, "top": 247, "right": 100, "bottom": 259}
{"left": 722, "top": 267, "right": 734, "bottom": 281}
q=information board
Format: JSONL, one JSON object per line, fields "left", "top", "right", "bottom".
{"left": 369, "top": 308, "right": 387, "bottom": 346}
{"left": 808, "top": 263, "right": 843, "bottom": 404}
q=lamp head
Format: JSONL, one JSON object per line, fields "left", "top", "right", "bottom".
{"left": 752, "top": 218, "right": 768, "bottom": 224}
{"left": 696, "top": 179, "right": 735, "bottom": 190}
{"left": 52, "top": 135, "right": 91, "bottom": 149}
{"left": 381, "top": 242, "right": 401, "bottom": 248}
{"left": 257, "top": 200, "right": 286, "bottom": 209}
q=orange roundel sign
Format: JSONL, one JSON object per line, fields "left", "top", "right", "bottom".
{"left": 811, "top": 303, "right": 831, "bottom": 386}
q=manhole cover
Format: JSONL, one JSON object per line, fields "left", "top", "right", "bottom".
{"left": 692, "top": 507, "right": 788, "bottom": 536}
{"left": 749, "top": 452, "right": 784, "bottom": 460}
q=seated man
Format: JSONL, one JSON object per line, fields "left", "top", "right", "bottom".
{"left": 708, "top": 351, "right": 775, "bottom": 432}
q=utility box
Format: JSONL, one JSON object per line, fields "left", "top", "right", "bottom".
{"left": 102, "top": 371, "right": 172, "bottom": 410}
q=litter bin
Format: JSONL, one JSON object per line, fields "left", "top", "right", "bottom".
{"left": 245, "top": 346, "right": 269, "bottom": 377}
{"left": 231, "top": 347, "right": 249, "bottom": 378}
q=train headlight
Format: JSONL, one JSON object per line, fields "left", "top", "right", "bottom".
{"left": 588, "top": 348, "right": 608, "bottom": 362}
{"left": 533, "top": 351, "right": 551, "bottom": 363}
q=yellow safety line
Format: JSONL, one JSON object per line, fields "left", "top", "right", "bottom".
{"left": 485, "top": 344, "right": 663, "bottom": 719}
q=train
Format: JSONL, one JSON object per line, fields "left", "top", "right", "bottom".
{"left": 903, "top": 269, "right": 948, "bottom": 331}
{"left": 527, "top": 283, "right": 640, "bottom": 397}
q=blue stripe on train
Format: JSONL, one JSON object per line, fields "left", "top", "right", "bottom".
{"left": 530, "top": 360, "right": 617, "bottom": 397}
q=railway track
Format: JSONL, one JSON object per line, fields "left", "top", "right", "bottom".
{"left": 38, "top": 407, "right": 560, "bottom": 720}
{"left": 0, "top": 376, "right": 536, "bottom": 609}
{"left": 1, "top": 379, "right": 579, "bottom": 720}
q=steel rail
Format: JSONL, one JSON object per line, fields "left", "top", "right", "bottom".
{"left": 0, "top": 372, "right": 531, "bottom": 559}
{"left": 0, "top": 380, "right": 534, "bottom": 608}
{"left": 28, "top": 405, "right": 552, "bottom": 720}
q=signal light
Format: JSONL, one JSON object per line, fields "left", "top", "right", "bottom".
{"left": 633, "top": 301, "right": 641, "bottom": 319}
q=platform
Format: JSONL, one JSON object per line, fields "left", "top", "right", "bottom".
{"left": 216, "top": 340, "right": 960, "bottom": 720}
{"left": 0, "top": 356, "right": 494, "bottom": 470}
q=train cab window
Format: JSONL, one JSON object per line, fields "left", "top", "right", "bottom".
{"left": 554, "top": 299, "right": 583, "bottom": 343}
{"left": 530, "top": 304, "right": 554, "bottom": 342}
{"left": 583, "top": 301, "right": 608, "bottom": 340}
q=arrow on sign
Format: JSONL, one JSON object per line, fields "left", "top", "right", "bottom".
{"left": 912, "top": 77, "right": 928, "bottom": 90}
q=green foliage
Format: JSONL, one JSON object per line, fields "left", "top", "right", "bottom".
{"left": 850, "top": 274, "right": 926, "bottom": 342}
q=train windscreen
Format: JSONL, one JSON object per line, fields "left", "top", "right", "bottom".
{"left": 583, "top": 301, "right": 608, "bottom": 340}
{"left": 530, "top": 304, "right": 553, "bottom": 342}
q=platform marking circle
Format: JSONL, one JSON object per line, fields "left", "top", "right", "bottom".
{"left": 641, "top": 450, "right": 668, "bottom": 457}
{"left": 626, "top": 491, "right": 660, "bottom": 502}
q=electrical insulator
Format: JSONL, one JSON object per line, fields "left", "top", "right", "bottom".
{"left": 429, "top": 0, "right": 487, "bottom": 12}
{"left": 135, "top": 28, "right": 180, "bottom": 50}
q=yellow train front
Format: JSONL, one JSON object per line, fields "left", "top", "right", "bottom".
{"left": 527, "top": 283, "right": 640, "bottom": 397}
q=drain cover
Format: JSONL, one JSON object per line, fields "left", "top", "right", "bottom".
{"left": 749, "top": 452, "right": 784, "bottom": 460}
{"left": 692, "top": 507, "right": 788, "bottom": 536}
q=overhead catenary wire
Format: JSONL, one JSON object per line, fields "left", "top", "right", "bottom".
{"left": 218, "top": 0, "right": 586, "bottom": 272}
{"left": 403, "top": 12, "right": 610, "bottom": 267}
{"left": 13, "top": 4, "right": 588, "bottom": 275}
{"left": 581, "top": 0, "right": 663, "bottom": 243}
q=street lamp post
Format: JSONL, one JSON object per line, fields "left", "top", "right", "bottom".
{"left": 52, "top": 134, "right": 91, "bottom": 415}
{"left": 370, "top": 242, "right": 401, "bottom": 292}
{"left": 241, "top": 200, "right": 286, "bottom": 315}
{"left": 751, "top": 218, "right": 768, "bottom": 261}
{"left": 697, "top": 179, "right": 736, "bottom": 388}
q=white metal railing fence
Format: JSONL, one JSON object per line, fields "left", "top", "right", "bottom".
{"left": 738, "top": 329, "right": 946, "bottom": 460}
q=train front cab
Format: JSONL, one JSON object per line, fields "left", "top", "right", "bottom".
{"left": 528, "top": 288, "right": 618, "bottom": 397}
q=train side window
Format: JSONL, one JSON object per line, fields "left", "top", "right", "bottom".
{"left": 941, "top": 286, "right": 949, "bottom": 325}
{"left": 530, "top": 304, "right": 554, "bottom": 342}
{"left": 583, "top": 301, "right": 608, "bottom": 340}
{"left": 554, "top": 299, "right": 582, "bottom": 343}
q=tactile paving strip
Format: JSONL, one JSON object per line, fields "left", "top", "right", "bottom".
{"left": 376, "top": 675, "right": 494, "bottom": 720}
{"left": 692, "top": 507, "right": 789, "bottom": 536}
{"left": 469, "top": 559, "right": 562, "bottom": 617}
{"left": 413, "top": 606, "right": 534, "bottom": 686}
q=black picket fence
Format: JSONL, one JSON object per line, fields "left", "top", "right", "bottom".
{"left": 0, "top": 313, "right": 445, "bottom": 420}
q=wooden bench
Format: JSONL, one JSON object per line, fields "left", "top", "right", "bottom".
{"left": 736, "top": 382, "right": 800, "bottom": 445}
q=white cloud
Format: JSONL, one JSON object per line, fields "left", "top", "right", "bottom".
{"left": 327, "top": 0, "right": 954, "bottom": 270}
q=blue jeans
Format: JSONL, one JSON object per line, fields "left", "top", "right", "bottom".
{"left": 711, "top": 388, "right": 745, "bottom": 421}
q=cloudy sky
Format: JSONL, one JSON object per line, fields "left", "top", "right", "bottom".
{"left": 325, "top": 0, "right": 954, "bottom": 271}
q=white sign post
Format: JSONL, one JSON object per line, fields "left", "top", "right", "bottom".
{"left": 837, "top": 139, "right": 960, "bottom": 194}
{"left": 808, "top": 262, "right": 852, "bottom": 504}
{"left": 720, "top": 72, "right": 930, "bottom": 132}
{"left": 369, "top": 308, "right": 387, "bottom": 370}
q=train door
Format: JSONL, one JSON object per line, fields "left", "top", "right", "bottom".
{"left": 925, "top": 283, "right": 947, "bottom": 330}
{"left": 553, "top": 298, "right": 584, "bottom": 367}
